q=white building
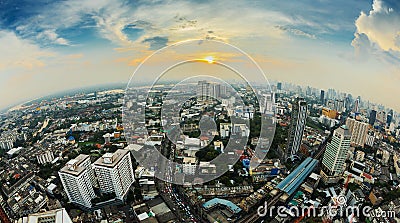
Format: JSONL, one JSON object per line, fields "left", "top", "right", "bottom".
{"left": 58, "top": 159, "right": 96, "bottom": 208}
{"left": 94, "top": 149, "right": 135, "bottom": 200}
{"left": 366, "top": 132, "right": 375, "bottom": 147}
{"left": 19, "top": 208, "right": 72, "bottom": 223}
{"left": 232, "top": 124, "right": 250, "bottom": 137}
{"left": 36, "top": 150, "right": 54, "bottom": 165}
{"left": 182, "top": 163, "right": 197, "bottom": 175}
{"left": 321, "top": 125, "right": 351, "bottom": 184}
{"left": 75, "top": 154, "right": 97, "bottom": 187}
{"left": 0, "top": 139, "right": 13, "bottom": 150}
{"left": 220, "top": 123, "right": 231, "bottom": 138}
{"left": 346, "top": 118, "right": 369, "bottom": 148}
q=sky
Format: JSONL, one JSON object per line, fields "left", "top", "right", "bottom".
{"left": 0, "top": 0, "right": 399, "bottom": 112}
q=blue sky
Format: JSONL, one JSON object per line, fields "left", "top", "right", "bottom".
{"left": 0, "top": 0, "right": 399, "bottom": 111}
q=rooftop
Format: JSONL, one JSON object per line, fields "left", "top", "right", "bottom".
{"left": 276, "top": 157, "right": 318, "bottom": 196}
{"left": 94, "top": 149, "right": 129, "bottom": 168}
{"left": 203, "top": 198, "right": 242, "bottom": 214}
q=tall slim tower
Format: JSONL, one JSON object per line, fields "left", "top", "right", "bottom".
{"left": 58, "top": 159, "right": 96, "bottom": 208}
{"left": 286, "top": 98, "right": 307, "bottom": 161}
{"left": 320, "top": 90, "right": 325, "bottom": 105}
{"left": 320, "top": 125, "right": 351, "bottom": 184}
{"left": 94, "top": 149, "right": 135, "bottom": 200}
{"left": 369, "top": 110, "right": 377, "bottom": 126}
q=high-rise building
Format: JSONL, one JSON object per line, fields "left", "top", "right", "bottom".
{"left": 387, "top": 109, "right": 393, "bottom": 126}
{"left": 286, "top": 98, "right": 307, "bottom": 161}
{"left": 376, "top": 110, "right": 387, "bottom": 124}
{"left": 320, "top": 90, "right": 325, "bottom": 105}
{"left": 277, "top": 82, "right": 282, "bottom": 91}
{"left": 75, "top": 154, "right": 97, "bottom": 187}
{"left": 369, "top": 110, "right": 377, "bottom": 126}
{"left": 346, "top": 118, "right": 369, "bottom": 148}
{"left": 197, "top": 81, "right": 226, "bottom": 101}
{"left": 58, "top": 158, "right": 96, "bottom": 208}
{"left": 94, "top": 149, "right": 135, "bottom": 200}
{"left": 354, "top": 98, "right": 360, "bottom": 113}
{"left": 320, "top": 125, "right": 351, "bottom": 184}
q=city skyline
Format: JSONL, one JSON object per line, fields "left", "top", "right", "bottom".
{"left": 1, "top": 0, "right": 400, "bottom": 111}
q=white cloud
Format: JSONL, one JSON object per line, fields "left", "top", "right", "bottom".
{"left": 37, "top": 29, "right": 70, "bottom": 45}
{"left": 0, "top": 30, "right": 54, "bottom": 70}
{"left": 352, "top": 0, "right": 400, "bottom": 57}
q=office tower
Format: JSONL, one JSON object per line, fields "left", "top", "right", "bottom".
{"left": 22, "top": 208, "right": 72, "bottom": 223}
{"left": 58, "top": 159, "right": 96, "bottom": 208}
{"left": 261, "top": 92, "right": 275, "bottom": 115}
{"left": 387, "top": 109, "right": 393, "bottom": 126}
{"left": 94, "top": 149, "right": 135, "bottom": 200}
{"left": 197, "top": 80, "right": 211, "bottom": 101}
{"left": 286, "top": 98, "right": 307, "bottom": 161}
{"left": 321, "top": 125, "right": 351, "bottom": 184}
{"left": 334, "top": 99, "right": 344, "bottom": 113}
{"left": 277, "top": 82, "right": 282, "bottom": 91}
{"left": 369, "top": 110, "right": 377, "bottom": 126}
{"left": 376, "top": 110, "right": 387, "bottom": 124}
{"left": 327, "top": 88, "right": 335, "bottom": 99}
{"left": 346, "top": 118, "right": 369, "bottom": 148}
{"left": 320, "top": 90, "right": 325, "bottom": 105}
{"left": 354, "top": 98, "right": 360, "bottom": 113}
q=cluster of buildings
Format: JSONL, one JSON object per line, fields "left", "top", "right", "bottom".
{"left": 58, "top": 150, "right": 135, "bottom": 209}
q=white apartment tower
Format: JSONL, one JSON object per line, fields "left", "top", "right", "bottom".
{"left": 321, "top": 125, "right": 351, "bottom": 184}
{"left": 94, "top": 149, "right": 135, "bottom": 200}
{"left": 58, "top": 159, "right": 96, "bottom": 208}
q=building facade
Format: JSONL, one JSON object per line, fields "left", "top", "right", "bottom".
{"left": 58, "top": 159, "right": 96, "bottom": 208}
{"left": 286, "top": 98, "right": 307, "bottom": 161}
{"left": 321, "top": 125, "right": 351, "bottom": 184}
{"left": 93, "top": 149, "right": 135, "bottom": 200}
{"left": 346, "top": 118, "right": 369, "bottom": 148}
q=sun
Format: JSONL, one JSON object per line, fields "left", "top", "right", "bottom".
{"left": 204, "top": 56, "right": 214, "bottom": 64}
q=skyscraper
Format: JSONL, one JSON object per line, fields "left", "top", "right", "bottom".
{"left": 94, "top": 149, "right": 135, "bottom": 200}
{"left": 320, "top": 125, "right": 351, "bottom": 184}
{"left": 346, "top": 118, "right": 369, "bottom": 148}
{"left": 58, "top": 158, "right": 96, "bottom": 208}
{"left": 320, "top": 90, "right": 325, "bottom": 105}
{"left": 369, "top": 109, "right": 377, "bottom": 126}
{"left": 277, "top": 82, "right": 282, "bottom": 91}
{"left": 286, "top": 98, "right": 307, "bottom": 161}
{"left": 387, "top": 109, "right": 393, "bottom": 126}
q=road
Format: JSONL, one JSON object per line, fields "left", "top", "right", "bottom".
{"left": 157, "top": 139, "right": 202, "bottom": 223}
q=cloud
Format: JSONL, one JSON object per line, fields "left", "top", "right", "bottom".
{"left": 0, "top": 30, "right": 54, "bottom": 70}
{"left": 37, "top": 29, "right": 70, "bottom": 45}
{"left": 352, "top": 0, "right": 400, "bottom": 63}
{"left": 275, "top": 25, "right": 316, "bottom": 39}
{"left": 142, "top": 36, "right": 168, "bottom": 50}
